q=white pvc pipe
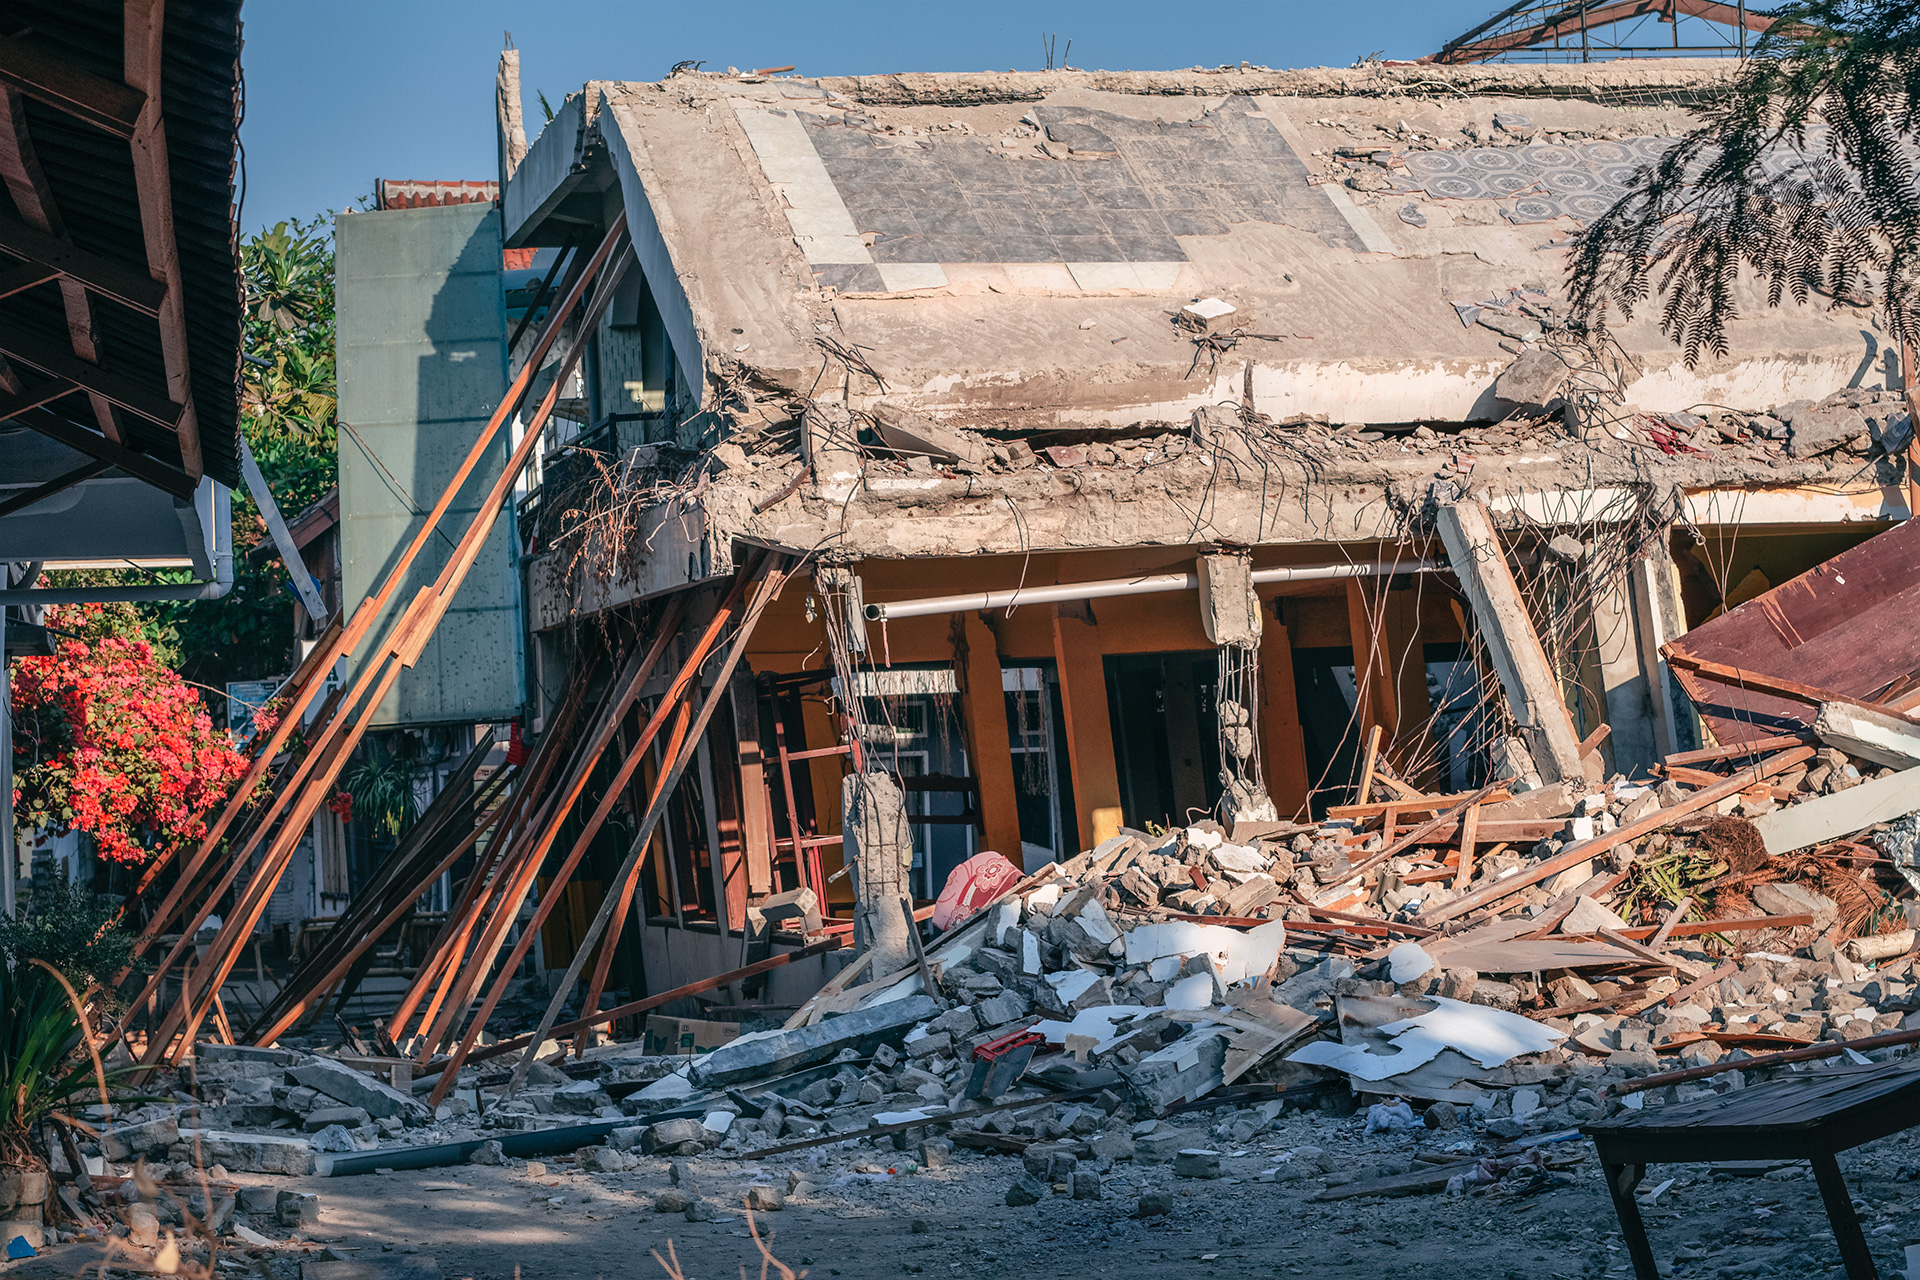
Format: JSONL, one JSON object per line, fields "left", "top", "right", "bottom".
{"left": 863, "top": 560, "right": 1439, "bottom": 621}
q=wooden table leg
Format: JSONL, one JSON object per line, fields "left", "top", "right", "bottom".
{"left": 1810, "top": 1152, "right": 1880, "bottom": 1279}
{"left": 1602, "top": 1161, "right": 1661, "bottom": 1280}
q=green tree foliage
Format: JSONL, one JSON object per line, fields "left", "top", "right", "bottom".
{"left": 1567, "top": 1, "right": 1920, "bottom": 363}
{"left": 148, "top": 216, "right": 340, "bottom": 694}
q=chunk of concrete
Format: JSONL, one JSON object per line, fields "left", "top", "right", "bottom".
{"left": 101, "top": 1115, "right": 179, "bottom": 1162}
{"left": 1814, "top": 703, "right": 1920, "bottom": 769}
{"left": 869, "top": 404, "right": 986, "bottom": 467}
{"left": 639, "top": 1118, "right": 711, "bottom": 1155}
{"left": 180, "top": 1129, "right": 315, "bottom": 1176}
{"left": 302, "top": 1106, "right": 371, "bottom": 1133}
{"left": 1559, "top": 895, "right": 1628, "bottom": 934}
{"left": 1121, "top": 1027, "right": 1227, "bottom": 1113}
{"left": 1493, "top": 348, "right": 1573, "bottom": 407}
{"left": 196, "top": 1044, "right": 304, "bottom": 1067}
{"left": 1752, "top": 882, "right": 1839, "bottom": 931}
{"left": 1005, "top": 1173, "right": 1048, "bottom": 1206}
{"left": 688, "top": 995, "right": 940, "bottom": 1088}
{"left": 287, "top": 1058, "right": 429, "bottom": 1124}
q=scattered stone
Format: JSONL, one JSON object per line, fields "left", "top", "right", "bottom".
{"left": 468, "top": 1141, "right": 504, "bottom": 1166}
{"left": 745, "top": 1184, "right": 785, "bottom": 1212}
{"left": 1173, "top": 1149, "right": 1222, "bottom": 1179}
{"left": 654, "top": 1189, "right": 693, "bottom": 1214}
{"left": 1006, "top": 1174, "right": 1048, "bottom": 1206}
{"left": 276, "top": 1191, "right": 319, "bottom": 1228}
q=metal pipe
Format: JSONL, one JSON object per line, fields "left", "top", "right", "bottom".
{"left": 0, "top": 490, "right": 233, "bottom": 604}
{"left": 862, "top": 560, "right": 1439, "bottom": 622}
{"left": 312, "top": 1117, "right": 640, "bottom": 1177}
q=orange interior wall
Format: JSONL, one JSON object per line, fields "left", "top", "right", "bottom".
{"left": 736, "top": 544, "right": 1452, "bottom": 860}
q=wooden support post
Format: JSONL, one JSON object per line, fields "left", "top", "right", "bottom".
{"left": 1356, "top": 723, "right": 1383, "bottom": 806}
{"left": 956, "top": 611, "right": 1023, "bottom": 859}
{"left": 1050, "top": 602, "right": 1123, "bottom": 850}
{"left": 1434, "top": 497, "right": 1585, "bottom": 783}
{"left": 1452, "top": 799, "right": 1480, "bottom": 892}
{"left": 730, "top": 670, "right": 775, "bottom": 897}
{"left": 1258, "top": 609, "right": 1311, "bottom": 820}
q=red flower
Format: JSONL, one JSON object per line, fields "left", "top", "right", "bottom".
{"left": 10, "top": 603, "right": 252, "bottom": 866}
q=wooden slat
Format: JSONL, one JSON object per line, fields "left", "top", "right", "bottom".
{"left": 1663, "top": 651, "right": 1890, "bottom": 715}
{"left": 0, "top": 34, "right": 145, "bottom": 138}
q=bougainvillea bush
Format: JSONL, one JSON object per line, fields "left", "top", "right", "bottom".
{"left": 10, "top": 604, "right": 250, "bottom": 866}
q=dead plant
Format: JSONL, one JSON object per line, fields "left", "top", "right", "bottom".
{"left": 651, "top": 1201, "right": 807, "bottom": 1280}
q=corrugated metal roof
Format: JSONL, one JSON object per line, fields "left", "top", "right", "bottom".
{"left": 0, "top": 0, "right": 243, "bottom": 489}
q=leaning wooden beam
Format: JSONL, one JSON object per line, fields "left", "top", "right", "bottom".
{"left": 0, "top": 315, "right": 180, "bottom": 430}
{"left": 417, "top": 594, "right": 710, "bottom": 1061}
{"left": 484, "top": 556, "right": 800, "bottom": 1104}
{"left": 122, "top": 220, "right": 633, "bottom": 1055}
{"left": 462, "top": 938, "right": 843, "bottom": 1067}
{"left": 0, "top": 33, "right": 144, "bottom": 138}
{"left": 1433, "top": 497, "right": 1585, "bottom": 782}
{"left": 427, "top": 573, "right": 761, "bottom": 1081}
{"left": 1416, "top": 745, "right": 1816, "bottom": 925}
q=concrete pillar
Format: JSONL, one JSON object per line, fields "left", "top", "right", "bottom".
{"left": 955, "top": 612, "right": 1023, "bottom": 861}
{"left": 843, "top": 771, "right": 913, "bottom": 979}
{"left": 1050, "top": 603, "right": 1123, "bottom": 852}
{"left": 1434, "top": 497, "right": 1585, "bottom": 784}
{"left": 1631, "top": 542, "right": 1688, "bottom": 760}
{"left": 1591, "top": 571, "right": 1659, "bottom": 777}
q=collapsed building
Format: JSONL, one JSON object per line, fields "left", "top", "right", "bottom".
{"left": 415, "top": 56, "right": 1912, "bottom": 1004}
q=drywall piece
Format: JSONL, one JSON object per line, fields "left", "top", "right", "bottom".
{"left": 1031, "top": 1003, "right": 1158, "bottom": 1048}
{"left": 1287, "top": 995, "right": 1564, "bottom": 1083}
{"left": 1122, "top": 919, "right": 1287, "bottom": 985}
{"left": 1752, "top": 765, "right": 1920, "bottom": 856}
{"left": 1388, "top": 942, "right": 1434, "bottom": 985}
{"left": 1434, "top": 497, "right": 1584, "bottom": 782}
{"left": 1814, "top": 703, "right": 1920, "bottom": 770}
{"left": 1045, "top": 968, "right": 1104, "bottom": 1006}
{"left": 1075, "top": 897, "right": 1119, "bottom": 946}
{"left": 1165, "top": 973, "right": 1216, "bottom": 1011}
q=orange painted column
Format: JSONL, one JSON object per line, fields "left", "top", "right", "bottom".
{"left": 1386, "top": 586, "right": 1429, "bottom": 748}
{"left": 957, "top": 612, "right": 1024, "bottom": 860}
{"left": 1258, "top": 613, "right": 1311, "bottom": 820}
{"left": 1346, "top": 579, "right": 1398, "bottom": 743}
{"left": 1051, "top": 603, "right": 1123, "bottom": 851}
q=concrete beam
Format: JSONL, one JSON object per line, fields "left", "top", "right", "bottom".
{"left": 1752, "top": 765, "right": 1920, "bottom": 857}
{"left": 1434, "top": 497, "right": 1584, "bottom": 784}
{"left": 1813, "top": 702, "right": 1920, "bottom": 770}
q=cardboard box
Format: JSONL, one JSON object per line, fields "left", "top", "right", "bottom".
{"left": 643, "top": 1015, "right": 741, "bottom": 1056}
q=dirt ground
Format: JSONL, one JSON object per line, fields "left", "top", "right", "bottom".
{"left": 13, "top": 1106, "right": 1920, "bottom": 1280}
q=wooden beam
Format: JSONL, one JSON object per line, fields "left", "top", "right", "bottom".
{"left": 12, "top": 403, "right": 196, "bottom": 498}
{"left": 1663, "top": 650, "right": 1890, "bottom": 715}
{"left": 0, "top": 34, "right": 145, "bottom": 139}
{"left": 0, "top": 211, "right": 166, "bottom": 313}
{"left": 0, "top": 259, "right": 56, "bottom": 300}
{"left": 123, "top": 0, "right": 200, "bottom": 479}
{"left": 1346, "top": 580, "right": 1398, "bottom": 745}
{"left": 1434, "top": 498, "right": 1585, "bottom": 782}
{"left": 731, "top": 670, "right": 775, "bottom": 896}
{"left": 0, "top": 458, "right": 110, "bottom": 518}
{"left": 0, "top": 315, "right": 181, "bottom": 429}
{"left": 0, "top": 87, "right": 124, "bottom": 445}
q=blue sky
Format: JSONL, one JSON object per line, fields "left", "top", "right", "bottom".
{"left": 238, "top": 0, "right": 1493, "bottom": 231}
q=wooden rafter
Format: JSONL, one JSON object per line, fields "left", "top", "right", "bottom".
{"left": 0, "top": 33, "right": 144, "bottom": 139}
{"left": 0, "top": 316, "right": 181, "bottom": 430}
{"left": 0, "top": 457, "right": 111, "bottom": 519}
{"left": 0, "top": 211, "right": 166, "bottom": 313}
{"left": 0, "top": 86, "right": 126, "bottom": 446}
{"left": 124, "top": 0, "right": 200, "bottom": 480}
{"left": 13, "top": 402, "right": 197, "bottom": 499}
